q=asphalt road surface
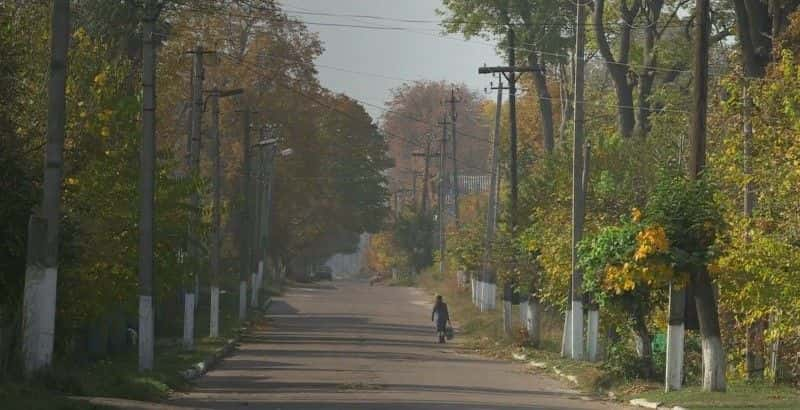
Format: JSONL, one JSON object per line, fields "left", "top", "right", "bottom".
{"left": 169, "top": 281, "right": 626, "bottom": 410}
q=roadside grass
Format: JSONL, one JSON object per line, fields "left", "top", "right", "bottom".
{"left": 2, "top": 284, "right": 281, "bottom": 406}
{"left": 631, "top": 380, "right": 800, "bottom": 409}
{"left": 417, "top": 270, "right": 800, "bottom": 408}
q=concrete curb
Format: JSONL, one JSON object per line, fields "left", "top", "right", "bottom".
{"left": 628, "top": 398, "right": 688, "bottom": 410}
{"left": 180, "top": 296, "right": 272, "bottom": 380}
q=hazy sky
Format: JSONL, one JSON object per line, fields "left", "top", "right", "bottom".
{"left": 279, "top": 0, "right": 504, "bottom": 121}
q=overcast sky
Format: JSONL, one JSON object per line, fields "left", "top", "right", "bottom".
{"left": 278, "top": 0, "right": 504, "bottom": 121}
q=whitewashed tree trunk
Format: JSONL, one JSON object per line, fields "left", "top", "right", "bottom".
{"left": 587, "top": 309, "right": 599, "bottom": 361}
{"left": 702, "top": 335, "right": 726, "bottom": 391}
{"left": 665, "top": 323, "right": 685, "bottom": 391}
{"left": 210, "top": 286, "right": 220, "bottom": 337}
{"left": 183, "top": 292, "right": 195, "bottom": 350}
{"left": 238, "top": 280, "right": 247, "bottom": 321}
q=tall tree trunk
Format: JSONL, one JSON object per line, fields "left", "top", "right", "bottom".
{"left": 633, "top": 311, "right": 655, "bottom": 379}
{"left": 22, "top": 0, "right": 69, "bottom": 376}
{"left": 593, "top": 0, "right": 638, "bottom": 139}
{"left": 528, "top": 55, "right": 555, "bottom": 153}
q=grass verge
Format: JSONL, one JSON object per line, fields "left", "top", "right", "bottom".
{"left": 630, "top": 380, "right": 800, "bottom": 409}
{"left": 2, "top": 283, "right": 284, "bottom": 408}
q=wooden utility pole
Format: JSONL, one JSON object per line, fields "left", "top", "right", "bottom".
{"left": 22, "top": 0, "right": 69, "bottom": 376}
{"left": 480, "top": 75, "right": 504, "bottom": 312}
{"left": 446, "top": 89, "right": 461, "bottom": 224}
{"left": 438, "top": 116, "right": 450, "bottom": 275}
{"left": 689, "top": 0, "right": 726, "bottom": 392}
{"left": 237, "top": 106, "right": 252, "bottom": 321}
{"left": 137, "top": 0, "right": 159, "bottom": 371}
{"left": 570, "top": 0, "right": 588, "bottom": 361}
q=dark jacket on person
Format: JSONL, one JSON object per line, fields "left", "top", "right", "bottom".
{"left": 432, "top": 302, "right": 450, "bottom": 331}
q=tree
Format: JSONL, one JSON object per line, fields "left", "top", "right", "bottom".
{"left": 440, "top": 0, "right": 572, "bottom": 152}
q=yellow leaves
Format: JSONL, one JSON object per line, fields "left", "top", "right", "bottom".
{"left": 65, "top": 177, "right": 79, "bottom": 186}
{"left": 93, "top": 71, "right": 107, "bottom": 86}
{"left": 634, "top": 225, "right": 669, "bottom": 262}
{"left": 100, "top": 126, "right": 111, "bottom": 138}
{"left": 631, "top": 207, "right": 642, "bottom": 222}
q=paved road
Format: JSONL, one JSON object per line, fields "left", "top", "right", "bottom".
{"left": 169, "top": 281, "right": 626, "bottom": 410}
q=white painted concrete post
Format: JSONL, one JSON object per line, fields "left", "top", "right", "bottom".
{"left": 666, "top": 323, "right": 685, "bottom": 390}
{"left": 210, "top": 286, "right": 220, "bottom": 338}
{"left": 238, "top": 280, "right": 247, "bottom": 321}
{"left": 138, "top": 295, "right": 154, "bottom": 370}
{"left": 193, "top": 275, "right": 199, "bottom": 312}
{"left": 561, "top": 309, "right": 571, "bottom": 358}
{"left": 250, "top": 270, "right": 258, "bottom": 307}
{"left": 665, "top": 283, "right": 686, "bottom": 391}
{"left": 525, "top": 299, "right": 537, "bottom": 337}
{"left": 22, "top": 265, "right": 57, "bottom": 374}
{"left": 257, "top": 261, "right": 264, "bottom": 290}
{"left": 183, "top": 292, "right": 195, "bottom": 350}
{"left": 519, "top": 300, "right": 529, "bottom": 330}
{"left": 587, "top": 309, "right": 599, "bottom": 361}
{"left": 571, "top": 301, "right": 584, "bottom": 360}
{"left": 471, "top": 278, "right": 476, "bottom": 306}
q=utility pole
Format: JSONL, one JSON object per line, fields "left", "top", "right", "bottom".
{"left": 583, "top": 142, "right": 597, "bottom": 361}
{"left": 209, "top": 89, "right": 221, "bottom": 338}
{"left": 479, "top": 76, "right": 504, "bottom": 312}
{"left": 570, "top": 0, "right": 588, "bottom": 361}
{"left": 252, "top": 128, "right": 270, "bottom": 308}
{"left": 478, "top": 28, "right": 542, "bottom": 332}
{"left": 446, "top": 89, "right": 461, "bottom": 223}
{"left": 137, "top": 0, "right": 159, "bottom": 371}
{"left": 22, "top": 0, "right": 69, "bottom": 376}
{"left": 251, "top": 135, "right": 263, "bottom": 307}
{"left": 412, "top": 136, "right": 435, "bottom": 215}
{"left": 438, "top": 115, "right": 450, "bottom": 275}
{"left": 411, "top": 171, "right": 420, "bottom": 211}
{"left": 207, "top": 87, "right": 242, "bottom": 338}
{"left": 237, "top": 105, "right": 252, "bottom": 321}
{"left": 184, "top": 45, "right": 213, "bottom": 351}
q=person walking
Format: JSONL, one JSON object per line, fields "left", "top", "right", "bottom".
{"left": 431, "top": 295, "right": 451, "bottom": 343}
